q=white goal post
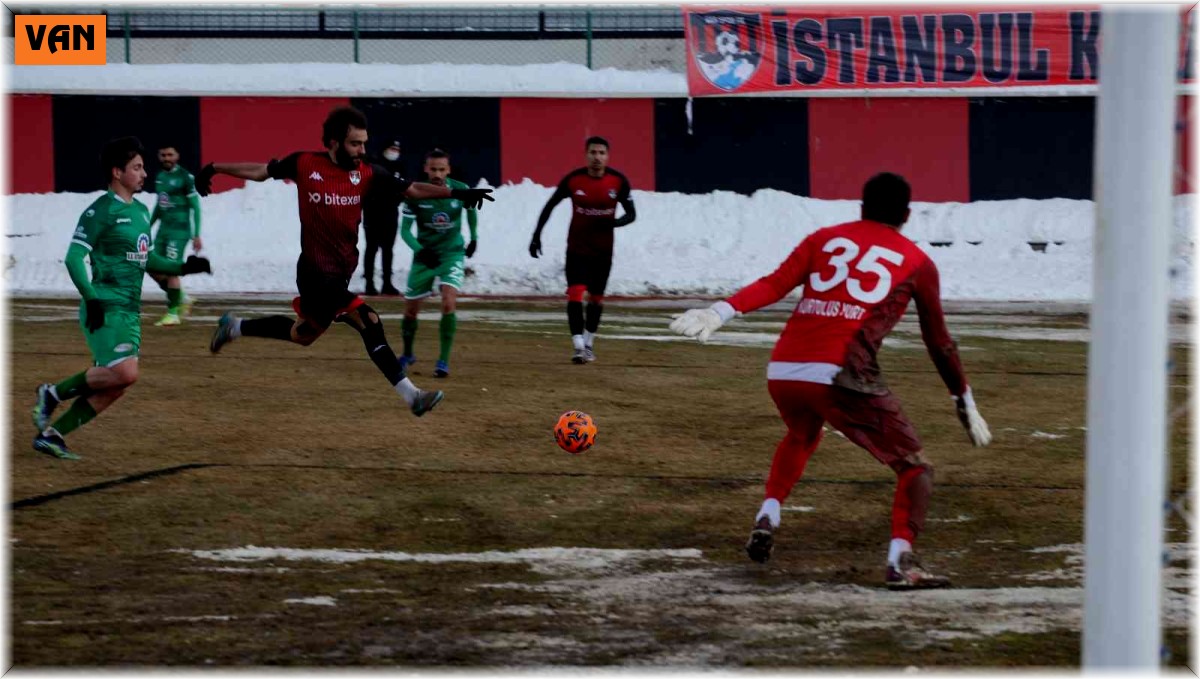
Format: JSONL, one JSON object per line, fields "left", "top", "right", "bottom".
{"left": 1084, "top": 4, "right": 1180, "bottom": 669}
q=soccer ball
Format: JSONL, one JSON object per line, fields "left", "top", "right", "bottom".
{"left": 716, "top": 30, "right": 740, "bottom": 58}
{"left": 554, "top": 411, "right": 597, "bottom": 454}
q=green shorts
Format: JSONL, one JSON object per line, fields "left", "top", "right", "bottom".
{"left": 405, "top": 253, "right": 465, "bottom": 300}
{"left": 153, "top": 233, "right": 190, "bottom": 264}
{"left": 80, "top": 305, "right": 141, "bottom": 368}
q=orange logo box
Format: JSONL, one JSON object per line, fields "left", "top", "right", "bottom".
{"left": 15, "top": 15, "right": 106, "bottom": 65}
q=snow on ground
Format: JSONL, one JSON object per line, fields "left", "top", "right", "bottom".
{"left": 183, "top": 545, "right": 703, "bottom": 576}
{"left": 4, "top": 182, "right": 1194, "bottom": 301}
{"left": 176, "top": 544, "right": 1192, "bottom": 659}
{"left": 9, "top": 61, "right": 688, "bottom": 96}
{"left": 283, "top": 596, "right": 338, "bottom": 606}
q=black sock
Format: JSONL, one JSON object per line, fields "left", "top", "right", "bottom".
{"left": 567, "top": 301, "right": 584, "bottom": 336}
{"left": 239, "top": 315, "right": 296, "bottom": 341}
{"left": 585, "top": 302, "right": 603, "bottom": 334}
{"left": 355, "top": 318, "right": 404, "bottom": 386}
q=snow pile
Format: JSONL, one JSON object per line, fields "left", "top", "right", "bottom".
{"left": 8, "top": 61, "right": 688, "bottom": 97}
{"left": 3, "top": 181, "right": 1194, "bottom": 301}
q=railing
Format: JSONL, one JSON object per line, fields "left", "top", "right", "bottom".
{"left": 7, "top": 7, "right": 686, "bottom": 69}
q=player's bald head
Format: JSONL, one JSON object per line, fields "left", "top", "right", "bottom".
{"left": 862, "top": 173, "right": 911, "bottom": 227}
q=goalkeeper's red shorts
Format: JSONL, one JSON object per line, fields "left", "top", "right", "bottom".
{"left": 767, "top": 380, "right": 924, "bottom": 471}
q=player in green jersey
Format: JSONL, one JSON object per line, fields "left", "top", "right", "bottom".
{"left": 147, "top": 143, "right": 202, "bottom": 326}
{"left": 30, "top": 137, "right": 212, "bottom": 460}
{"left": 399, "top": 149, "right": 478, "bottom": 378}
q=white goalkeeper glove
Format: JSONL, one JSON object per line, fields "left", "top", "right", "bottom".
{"left": 669, "top": 301, "right": 738, "bottom": 343}
{"left": 954, "top": 388, "right": 992, "bottom": 447}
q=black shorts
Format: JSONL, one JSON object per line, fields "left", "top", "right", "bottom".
{"left": 294, "top": 262, "right": 363, "bottom": 329}
{"left": 565, "top": 252, "right": 613, "bottom": 296}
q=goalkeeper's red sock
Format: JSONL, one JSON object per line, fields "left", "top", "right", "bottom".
{"left": 891, "top": 464, "right": 932, "bottom": 544}
{"left": 763, "top": 427, "right": 820, "bottom": 505}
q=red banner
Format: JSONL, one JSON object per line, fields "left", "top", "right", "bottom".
{"left": 684, "top": 5, "right": 1193, "bottom": 96}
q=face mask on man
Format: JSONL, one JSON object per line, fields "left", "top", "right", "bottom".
{"left": 383, "top": 149, "right": 400, "bottom": 162}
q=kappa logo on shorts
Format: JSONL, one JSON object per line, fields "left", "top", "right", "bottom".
{"left": 113, "top": 343, "right": 133, "bottom": 353}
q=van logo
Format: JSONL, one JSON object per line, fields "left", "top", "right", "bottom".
{"left": 15, "top": 15, "right": 106, "bottom": 65}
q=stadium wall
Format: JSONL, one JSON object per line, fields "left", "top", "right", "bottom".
{"left": 8, "top": 93, "right": 1194, "bottom": 199}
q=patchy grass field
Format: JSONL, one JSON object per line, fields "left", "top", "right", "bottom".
{"left": 8, "top": 295, "right": 1192, "bottom": 668}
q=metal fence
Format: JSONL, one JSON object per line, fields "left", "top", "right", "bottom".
{"left": 7, "top": 6, "right": 687, "bottom": 71}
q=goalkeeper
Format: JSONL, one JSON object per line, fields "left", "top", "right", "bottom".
{"left": 670, "top": 172, "right": 992, "bottom": 590}
{"left": 398, "top": 149, "right": 478, "bottom": 379}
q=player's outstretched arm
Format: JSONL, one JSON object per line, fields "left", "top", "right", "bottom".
{"left": 669, "top": 301, "right": 739, "bottom": 343}
{"left": 912, "top": 259, "right": 992, "bottom": 447}
{"left": 670, "top": 238, "right": 812, "bottom": 343}
{"left": 196, "top": 154, "right": 302, "bottom": 196}
{"left": 405, "top": 182, "right": 494, "bottom": 210}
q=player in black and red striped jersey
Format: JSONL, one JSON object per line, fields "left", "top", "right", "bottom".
{"left": 196, "top": 106, "right": 493, "bottom": 417}
{"left": 529, "top": 136, "right": 636, "bottom": 364}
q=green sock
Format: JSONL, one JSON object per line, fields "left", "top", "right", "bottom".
{"left": 53, "top": 370, "right": 90, "bottom": 401}
{"left": 51, "top": 397, "right": 97, "bottom": 436}
{"left": 439, "top": 313, "right": 457, "bottom": 363}
{"left": 401, "top": 316, "right": 418, "bottom": 357}
{"left": 166, "top": 287, "right": 183, "bottom": 313}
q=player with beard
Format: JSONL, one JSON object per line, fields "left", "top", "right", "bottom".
{"left": 197, "top": 106, "right": 493, "bottom": 417}
{"left": 147, "top": 143, "right": 202, "bottom": 326}
{"left": 398, "top": 149, "right": 479, "bottom": 379}
{"left": 529, "top": 136, "right": 636, "bottom": 364}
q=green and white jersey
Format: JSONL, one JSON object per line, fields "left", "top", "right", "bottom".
{"left": 72, "top": 191, "right": 155, "bottom": 312}
{"left": 401, "top": 177, "right": 475, "bottom": 255}
{"left": 154, "top": 165, "right": 198, "bottom": 235}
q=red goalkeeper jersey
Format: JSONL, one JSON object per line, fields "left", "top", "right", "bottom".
{"left": 727, "top": 219, "right": 967, "bottom": 396}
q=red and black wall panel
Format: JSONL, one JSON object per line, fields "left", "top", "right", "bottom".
{"left": 349, "top": 97, "right": 500, "bottom": 188}
{"left": 968, "top": 97, "right": 1096, "bottom": 201}
{"left": 653, "top": 97, "right": 809, "bottom": 196}
{"left": 51, "top": 95, "right": 201, "bottom": 194}
{"left": 808, "top": 98, "right": 970, "bottom": 203}
{"left": 500, "top": 98, "right": 655, "bottom": 191}
{"left": 8, "top": 94, "right": 55, "bottom": 194}
{"left": 199, "top": 96, "right": 349, "bottom": 193}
